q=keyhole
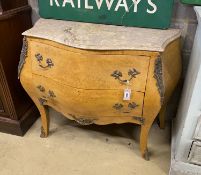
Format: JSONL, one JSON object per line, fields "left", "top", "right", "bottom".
{"left": 126, "top": 93, "right": 128, "bottom": 98}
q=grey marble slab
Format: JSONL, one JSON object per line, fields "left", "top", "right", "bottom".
{"left": 23, "top": 18, "right": 181, "bottom": 52}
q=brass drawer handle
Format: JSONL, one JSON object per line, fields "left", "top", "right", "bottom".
{"left": 48, "top": 90, "right": 56, "bottom": 98}
{"left": 113, "top": 103, "right": 124, "bottom": 110}
{"left": 111, "top": 68, "right": 140, "bottom": 84}
{"left": 37, "top": 85, "right": 56, "bottom": 105}
{"left": 35, "top": 53, "right": 54, "bottom": 69}
{"left": 113, "top": 102, "right": 138, "bottom": 111}
{"left": 37, "top": 85, "right": 45, "bottom": 92}
{"left": 128, "top": 102, "right": 139, "bottom": 109}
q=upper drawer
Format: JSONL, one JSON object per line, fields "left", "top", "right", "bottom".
{"left": 30, "top": 40, "right": 150, "bottom": 92}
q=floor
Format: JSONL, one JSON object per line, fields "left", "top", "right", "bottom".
{"left": 0, "top": 108, "right": 171, "bottom": 175}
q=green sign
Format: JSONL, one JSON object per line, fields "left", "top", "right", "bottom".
{"left": 38, "top": 0, "right": 174, "bottom": 29}
{"left": 181, "top": 0, "right": 201, "bottom": 5}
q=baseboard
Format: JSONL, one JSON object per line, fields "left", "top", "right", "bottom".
{"left": 0, "top": 105, "right": 39, "bottom": 136}
{"left": 170, "top": 119, "right": 201, "bottom": 175}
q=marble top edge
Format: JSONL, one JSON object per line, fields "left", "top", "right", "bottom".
{"left": 23, "top": 18, "right": 181, "bottom": 52}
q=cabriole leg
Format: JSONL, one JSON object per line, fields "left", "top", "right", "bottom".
{"left": 32, "top": 97, "right": 49, "bottom": 138}
{"left": 140, "top": 123, "right": 152, "bottom": 161}
{"left": 39, "top": 104, "right": 49, "bottom": 138}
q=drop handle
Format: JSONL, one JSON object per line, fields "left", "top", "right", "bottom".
{"left": 113, "top": 102, "right": 138, "bottom": 111}
{"left": 128, "top": 102, "right": 139, "bottom": 109}
{"left": 37, "top": 85, "right": 56, "bottom": 106}
{"left": 37, "top": 85, "right": 56, "bottom": 98}
{"left": 35, "top": 53, "right": 54, "bottom": 69}
{"left": 111, "top": 68, "right": 140, "bottom": 85}
{"left": 113, "top": 103, "right": 124, "bottom": 110}
{"left": 48, "top": 90, "right": 56, "bottom": 98}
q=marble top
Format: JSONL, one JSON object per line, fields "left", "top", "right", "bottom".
{"left": 23, "top": 18, "right": 181, "bottom": 52}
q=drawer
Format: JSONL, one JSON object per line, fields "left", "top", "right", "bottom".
{"left": 33, "top": 75, "right": 144, "bottom": 118}
{"left": 30, "top": 40, "right": 150, "bottom": 92}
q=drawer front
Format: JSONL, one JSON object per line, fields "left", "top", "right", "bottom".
{"left": 30, "top": 41, "right": 150, "bottom": 92}
{"left": 33, "top": 75, "right": 144, "bottom": 118}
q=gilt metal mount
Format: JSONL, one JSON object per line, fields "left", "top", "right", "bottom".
{"left": 37, "top": 85, "right": 45, "bottom": 92}
{"left": 154, "top": 56, "right": 164, "bottom": 105}
{"left": 133, "top": 116, "right": 145, "bottom": 125}
{"left": 113, "top": 102, "right": 138, "bottom": 111}
{"left": 111, "top": 68, "right": 140, "bottom": 84}
{"left": 35, "top": 53, "right": 54, "bottom": 69}
{"left": 18, "top": 37, "right": 28, "bottom": 78}
{"left": 38, "top": 98, "right": 47, "bottom": 105}
{"left": 128, "top": 102, "right": 139, "bottom": 109}
{"left": 113, "top": 103, "right": 124, "bottom": 110}
{"left": 40, "top": 127, "right": 47, "bottom": 138}
{"left": 68, "top": 114, "right": 96, "bottom": 125}
{"left": 48, "top": 90, "right": 56, "bottom": 98}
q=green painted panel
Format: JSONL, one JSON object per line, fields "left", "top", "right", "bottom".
{"left": 38, "top": 0, "right": 174, "bottom": 29}
{"left": 181, "top": 0, "right": 201, "bottom": 5}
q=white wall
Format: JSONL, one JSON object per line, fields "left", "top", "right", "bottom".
{"left": 28, "top": 0, "right": 40, "bottom": 24}
{"left": 174, "top": 6, "right": 201, "bottom": 162}
{"left": 170, "top": 7, "right": 201, "bottom": 175}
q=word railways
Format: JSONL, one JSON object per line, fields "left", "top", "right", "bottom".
{"left": 50, "top": 0, "right": 158, "bottom": 14}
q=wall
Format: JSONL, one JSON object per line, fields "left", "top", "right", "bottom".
{"left": 172, "top": 0, "right": 197, "bottom": 77}
{"left": 166, "top": 1, "right": 198, "bottom": 121}
{"left": 28, "top": 0, "right": 39, "bottom": 24}
{"left": 170, "top": 7, "right": 201, "bottom": 175}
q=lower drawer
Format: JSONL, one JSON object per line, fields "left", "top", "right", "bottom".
{"left": 32, "top": 75, "right": 144, "bottom": 118}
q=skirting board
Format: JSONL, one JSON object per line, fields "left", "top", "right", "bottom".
{"left": 170, "top": 119, "right": 201, "bottom": 175}
{"left": 0, "top": 106, "right": 39, "bottom": 136}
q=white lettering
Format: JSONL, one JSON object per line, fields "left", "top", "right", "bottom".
{"left": 132, "top": 0, "right": 141, "bottom": 13}
{"left": 85, "top": 0, "right": 93, "bottom": 9}
{"left": 96, "top": 0, "right": 114, "bottom": 10}
{"left": 147, "top": 0, "right": 157, "bottom": 14}
{"left": 95, "top": 0, "right": 103, "bottom": 9}
{"left": 50, "top": 0, "right": 60, "bottom": 6}
{"left": 62, "top": 0, "right": 75, "bottom": 8}
{"left": 78, "top": 0, "right": 81, "bottom": 8}
{"left": 50, "top": 0, "right": 157, "bottom": 15}
{"left": 106, "top": 0, "right": 115, "bottom": 10}
{"left": 115, "top": 0, "right": 129, "bottom": 12}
